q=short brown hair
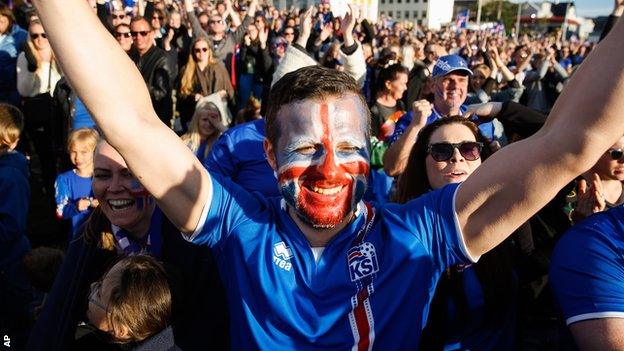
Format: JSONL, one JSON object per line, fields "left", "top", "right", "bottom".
{"left": 265, "top": 65, "right": 370, "bottom": 147}
{"left": 0, "top": 103, "right": 24, "bottom": 151}
{"left": 106, "top": 255, "right": 171, "bottom": 342}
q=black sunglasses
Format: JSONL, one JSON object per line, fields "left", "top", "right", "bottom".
{"left": 112, "top": 14, "right": 126, "bottom": 19}
{"left": 114, "top": 32, "right": 131, "bottom": 38}
{"left": 130, "top": 31, "right": 150, "bottom": 37}
{"left": 427, "top": 141, "right": 483, "bottom": 162}
{"left": 194, "top": 47, "right": 208, "bottom": 53}
{"left": 609, "top": 149, "right": 624, "bottom": 160}
{"left": 31, "top": 33, "right": 47, "bottom": 39}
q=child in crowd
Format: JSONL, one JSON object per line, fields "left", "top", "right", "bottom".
{"left": 55, "top": 128, "right": 100, "bottom": 237}
{"left": 76, "top": 254, "right": 177, "bottom": 349}
{"left": 0, "top": 103, "right": 33, "bottom": 350}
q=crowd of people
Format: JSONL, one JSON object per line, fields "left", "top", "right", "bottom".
{"left": 2, "top": 0, "right": 624, "bottom": 349}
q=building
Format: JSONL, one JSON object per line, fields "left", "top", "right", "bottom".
{"left": 377, "top": 0, "right": 454, "bottom": 29}
{"left": 519, "top": 1, "right": 594, "bottom": 39}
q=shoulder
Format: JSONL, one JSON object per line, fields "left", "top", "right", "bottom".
{"left": 550, "top": 207, "right": 624, "bottom": 325}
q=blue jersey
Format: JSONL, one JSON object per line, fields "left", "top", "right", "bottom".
{"left": 386, "top": 106, "right": 498, "bottom": 145}
{"left": 54, "top": 169, "right": 93, "bottom": 236}
{"left": 204, "top": 119, "right": 280, "bottom": 197}
{"left": 550, "top": 205, "right": 624, "bottom": 325}
{"left": 188, "top": 173, "right": 474, "bottom": 350}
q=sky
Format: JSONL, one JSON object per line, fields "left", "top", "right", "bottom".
{"left": 574, "top": 0, "right": 612, "bottom": 18}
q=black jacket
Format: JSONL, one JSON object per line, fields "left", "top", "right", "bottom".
{"left": 129, "top": 46, "right": 174, "bottom": 126}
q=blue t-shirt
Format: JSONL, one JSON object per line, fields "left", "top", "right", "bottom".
{"left": 204, "top": 119, "right": 280, "bottom": 197}
{"left": 72, "top": 97, "right": 96, "bottom": 130}
{"left": 188, "top": 173, "right": 474, "bottom": 350}
{"left": 386, "top": 106, "right": 498, "bottom": 145}
{"left": 54, "top": 170, "right": 94, "bottom": 237}
{"left": 550, "top": 205, "right": 624, "bottom": 326}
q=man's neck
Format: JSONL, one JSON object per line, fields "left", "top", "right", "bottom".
{"left": 433, "top": 100, "right": 460, "bottom": 117}
{"left": 138, "top": 45, "right": 153, "bottom": 57}
{"left": 288, "top": 205, "right": 355, "bottom": 247}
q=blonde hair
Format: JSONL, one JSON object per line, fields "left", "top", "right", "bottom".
{"left": 179, "top": 38, "right": 217, "bottom": 96}
{"left": 27, "top": 20, "right": 59, "bottom": 73}
{"left": 67, "top": 128, "right": 100, "bottom": 152}
{"left": 181, "top": 101, "right": 226, "bottom": 159}
{"left": 0, "top": 103, "right": 24, "bottom": 152}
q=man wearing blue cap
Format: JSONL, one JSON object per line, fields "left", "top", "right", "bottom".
{"left": 383, "top": 54, "right": 500, "bottom": 176}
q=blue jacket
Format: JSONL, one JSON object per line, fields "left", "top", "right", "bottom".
{"left": 0, "top": 151, "right": 30, "bottom": 268}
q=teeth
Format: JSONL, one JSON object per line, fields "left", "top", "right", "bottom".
{"left": 310, "top": 186, "right": 343, "bottom": 195}
{"left": 109, "top": 199, "right": 133, "bottom": 206}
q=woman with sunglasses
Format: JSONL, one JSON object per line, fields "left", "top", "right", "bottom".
{"left": 568, "top": 136, "right": 624, "bottom": 223}
{"left": 112, "top": 23, "right": 132, "bottom": 52}
{"left": 16, "top": 19, "right": 63, "bottom": 197}
{"left": 177, "top": 38, "right": 233, "bottom": 131}
{"left": 181, "top": 100, "right": 226, "bottom": 163}
{"left": 395, "top": 117, "right": 519, "bottom": 351}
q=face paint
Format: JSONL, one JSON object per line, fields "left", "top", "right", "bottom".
{"left": 274, "top": 96, "right": 370, "bottom": 228}
{"left": 128, "top": 179, "right": 153, "bottom": 210}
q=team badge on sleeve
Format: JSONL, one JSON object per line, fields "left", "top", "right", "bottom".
{"left": 348, "top": 242, "right": 379, "bottom": 282}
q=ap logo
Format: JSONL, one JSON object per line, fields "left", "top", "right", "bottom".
{"left": 273, "top": 242, "right": 293, "bottom": 271}
{"left": 347, "top": 242, "right": 379, "bottom": 282}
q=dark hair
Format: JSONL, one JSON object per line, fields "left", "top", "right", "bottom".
{"left": 265, "top": 65, "right": 370, "bottom": 147}
{"left": 130, "top": 16, "right": 153, "bottom": 31}
{"left": 394, "top": 117, "right": 515, "bottom": 350}
{"left": 114, "top": 23, "right": 131, "bottom": 32}
{"left": 395, "top": 116, "right": 492, "bottom": 203}
{"left": 375, "top": 63, "right": 408, "bottom": 95}
{"left": 0, "top": 4, "right": 16, "bottom": 34}
{"left": 106, "top": 255, "right": 171, "bottom": 342}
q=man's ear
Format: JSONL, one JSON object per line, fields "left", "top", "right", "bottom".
{"left": 263, "top": 138, "right": 278, "bottom": 172}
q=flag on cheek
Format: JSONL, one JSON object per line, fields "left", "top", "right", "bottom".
{"left": 128, "top": 179, "right": 153, "bottom": 210}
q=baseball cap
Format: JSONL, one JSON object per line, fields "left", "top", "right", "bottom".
{"left": 431, "top": 54, "right": 473, "bottom": 78}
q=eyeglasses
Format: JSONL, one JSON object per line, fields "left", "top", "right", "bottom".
{"left": 194, "top": 47, "right": 208, "bottom": 53}
{"left": 112, "top": 14, "right": 126, "bottom": 19}
{"left": 209, "top": 19, "right": 225, "bottom": 25}
{"left": 130, "top": 31, "right": 150, "bottom": 37}
{"left": 609, "top": 149, "right": 624, "bottom": 160}
{"left": 88, "top": 281, "right": 108, "bottom": 311}
{"left": 114, "top": 32, "right": 131, "bottom": 38}
{"left": 153, "top": 16, "right": 164, "bottom": 20}
{"left": 31, "top": 33, "right": 47, "bottom": 39}
{"left": 427, "top": 141, "right": 483, "bottom": 162}
{"left": 284, "top": 32, "right": 294, "bottom": 36}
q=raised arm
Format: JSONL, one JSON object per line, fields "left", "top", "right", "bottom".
{"left": 33, "top": 0, "right": 210, "bottom": 233}
{"left": 456, "top": 17, "right": 624, "bottom": 258}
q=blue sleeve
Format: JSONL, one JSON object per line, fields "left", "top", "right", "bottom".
{"left": 188, "top": 173, "right": 266, "bottom": 248}
{"left": 0, "top": 171, "right": 29, "bottom": 243}
{"left": 54, "top": 173, "right": 80, "bottom": 219}
{"left": 550, "top": 213, "right": 624, "bottom": 325}
{"left": 204, "top": 132, "right": 237, "bottom": 179}
{"left": 388, "top": 183, "right": 474, "bottom": 269}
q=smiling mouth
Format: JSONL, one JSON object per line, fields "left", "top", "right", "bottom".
{"left": 107, "top": 199, "right": 135, "bottom": 211}
{"left": 447, "top": 170, "right": 467, "bottom": 176}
